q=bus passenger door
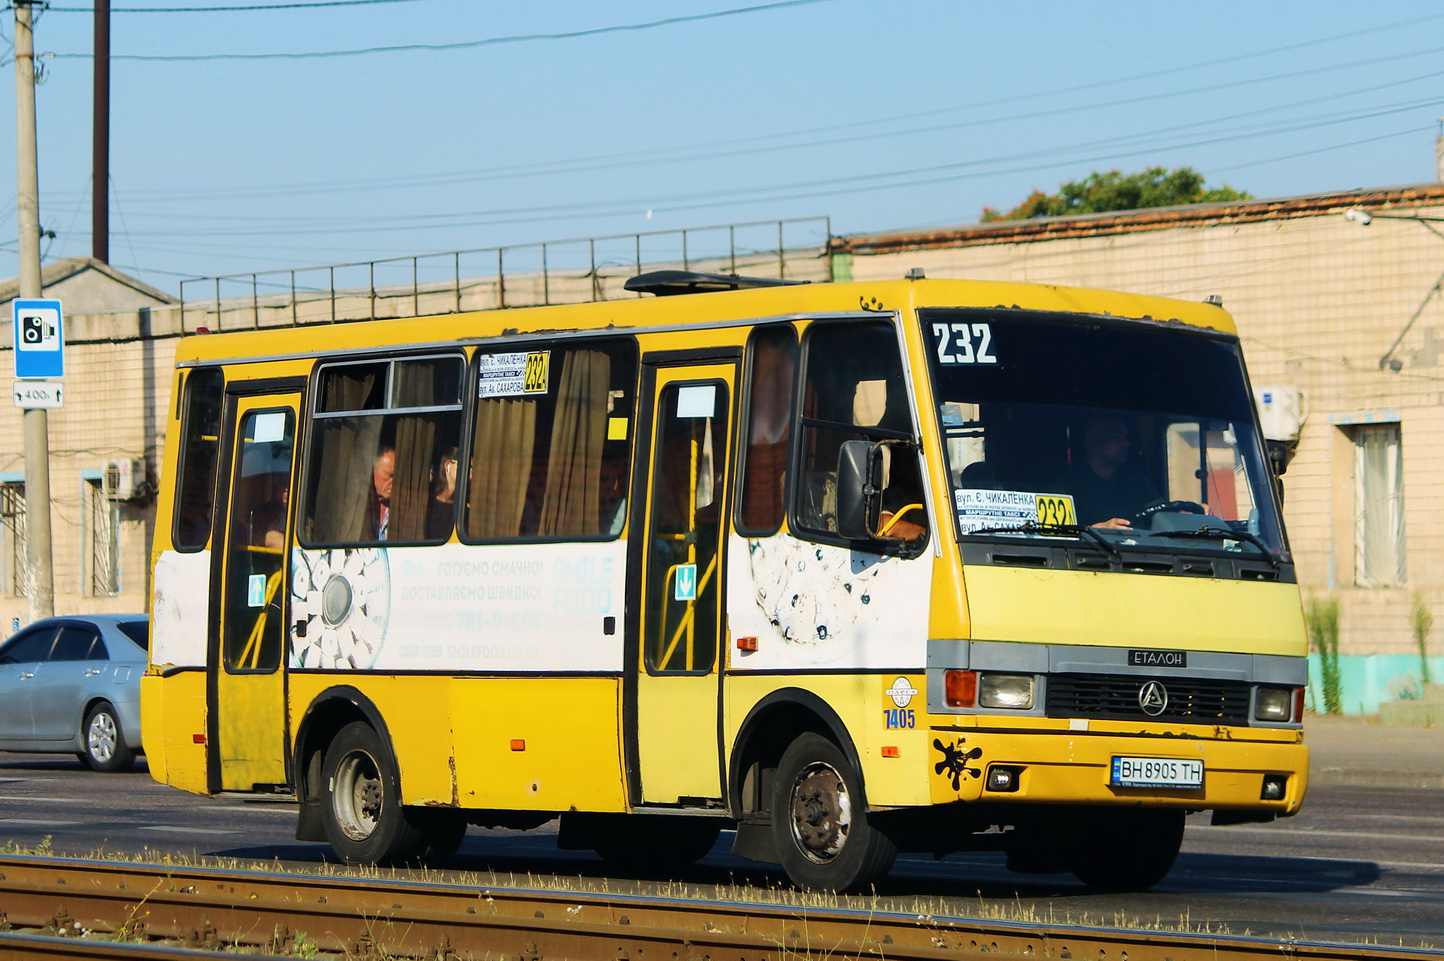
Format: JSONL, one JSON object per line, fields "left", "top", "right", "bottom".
{"left": 211, "top": 391, "right": 300, "bottom": 793}
{"left": 629, "top": 360, "right": 735, "bottom": 805}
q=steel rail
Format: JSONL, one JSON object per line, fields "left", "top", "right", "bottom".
{"left": 0, "top": 854, "right": 1440, "bottom": 961}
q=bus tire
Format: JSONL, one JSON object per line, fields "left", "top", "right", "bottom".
{"left": 1066, "top": 808, "right": 1184, "bottom": 891}
{"left": 771, "top": 732, "right": 895, "bottom": 893}
{"left": 321, "top": 721, "right": 423, "bottom": 865}
{"left": 79, "top": 702, "right": 135, "bottom": 773}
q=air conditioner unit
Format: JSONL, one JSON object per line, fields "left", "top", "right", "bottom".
{"left": 102, "top": 458, "right": 146, "bottom": 501}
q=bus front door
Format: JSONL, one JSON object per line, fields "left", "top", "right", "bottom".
{"left": 630, "top": 361, "right": 735, "bottom": 806}
{"left": 211, "top": 391, "right": 300, "bottom": 793}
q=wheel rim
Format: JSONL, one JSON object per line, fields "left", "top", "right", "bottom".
{"left": 787, "top": 760, "right": 851, "bottom": 863}
{"left": 87, "top": 711, "right": 116, "bottom": 763}
{"left": 331, "top": 749, "right": 384, "bottom": 842}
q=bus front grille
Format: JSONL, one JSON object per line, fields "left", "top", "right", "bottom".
{"left": 1046, "top": 674, "right": 1252, "bottom": 723}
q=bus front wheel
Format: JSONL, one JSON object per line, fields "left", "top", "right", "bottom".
{"left": 771, "top": 732, "right": 896, "bottom": 893}
{"left": 321, "top": 721, "right": 424, "bottom": 865}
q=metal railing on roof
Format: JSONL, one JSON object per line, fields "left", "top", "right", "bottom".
{"left": 176, "top": 217, "right": 833, "bottom": 333}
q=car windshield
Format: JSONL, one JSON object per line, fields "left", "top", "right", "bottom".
{"left": 116, "top": 619, "right": 149, "bottom": 652}
{"left": 920, "top": 308, "right": 1285, "bottom": 558}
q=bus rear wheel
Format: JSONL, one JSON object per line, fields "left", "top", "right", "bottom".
{"left": 321, "top": 721, "right": 424, "bottom": 865}
{"left": 1066, "top": 807, "right": 1185, "bottom": 891}
{"left": 771, "top": 733, "right": 895, "bottom": 893}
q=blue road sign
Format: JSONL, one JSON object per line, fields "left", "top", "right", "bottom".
{"left": 12, "top": 299, "right": 64, "bottom": 379}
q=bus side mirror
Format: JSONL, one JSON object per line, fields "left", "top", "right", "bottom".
{"left": 838, "top": 440, "right": 882, "bottom": 539}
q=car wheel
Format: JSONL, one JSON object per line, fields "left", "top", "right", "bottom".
{"left": 79, "top": 702, "right": 136, "bottom": 773}
{"left": 771, "top": 732, "right": 896, "bottom": 893}
{"left": 320, "top": 721, "right": 424, "bottom": 865}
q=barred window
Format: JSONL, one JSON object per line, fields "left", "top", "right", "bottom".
{"left": 0, "top": 481, "right": 24, "bottom": 596}
{"left": 86, "top": 478, "right": 121, "bottom": 597}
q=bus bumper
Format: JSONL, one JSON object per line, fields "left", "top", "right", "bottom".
{"left": 924, "top": 725, "right": 1308, "bottom": 815}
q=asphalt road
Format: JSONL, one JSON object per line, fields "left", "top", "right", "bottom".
{"left": 1, "top": 716, "right": 1442, "bottom": 948}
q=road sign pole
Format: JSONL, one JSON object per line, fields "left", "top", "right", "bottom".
{"left": 14, "top": 1, "right": 54, "bottom": 621}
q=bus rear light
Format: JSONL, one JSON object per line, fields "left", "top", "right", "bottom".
{"left": 945, "top": 670, "right": 977, "bottom": 707}
{"left": 193, "top": 734, "right": 206, "bottom": 744}
{"left": 510, "top": 739, "right": 526, "bottom": 751}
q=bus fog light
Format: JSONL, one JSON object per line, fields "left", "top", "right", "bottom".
{"left": 978, "top": 674, "right": 1035, "bottom": 710}
{"left": 985, "top": 765, "right": 1021, "bottom": 792}
{"left": 1261, "top": 774, "right": 1287, "bottom": 800}
{"left": 1254, "top": 687, "right": 1293, "bottom": 722}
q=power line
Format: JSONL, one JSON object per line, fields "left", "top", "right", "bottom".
{"left": 42, "top": 0, "right": 432, "bottom": 11}
{"left": 67, "top": 44, "right": 1444, "bottom": 205}
{"left": 46, "top": 0, "right": 833, "bottom": 60}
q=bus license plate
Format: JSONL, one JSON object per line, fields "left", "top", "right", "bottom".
{"left": 1111, "top": 756, "right": 1204, "bottom": 789}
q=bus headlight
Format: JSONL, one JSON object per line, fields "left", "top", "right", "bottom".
{"left": 1254, "top": 687, "right": 1293, "bottom": 722}
{"left": 978, "top": 674, "right": 1035, "bottom": 710}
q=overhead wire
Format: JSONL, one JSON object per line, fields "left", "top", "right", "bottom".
{"left": 45, "top": 0, "right": 834, "bottom": 60}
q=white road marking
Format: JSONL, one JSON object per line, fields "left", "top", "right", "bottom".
{"left": 1205, "top": 826, "right": 1444, "bottom": 843}
{"left": 0, "top": 818, "right": 81, "bottom": 826}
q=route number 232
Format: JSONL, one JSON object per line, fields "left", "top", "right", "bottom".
{"left": 931, "top": 322, "right": 997, "bottom": 365}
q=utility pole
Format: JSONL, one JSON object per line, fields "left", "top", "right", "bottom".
{"left": 14, "top": 0, "right": 56, "bottom": 621}
{"left": 93, "top": 0, "right": 110, "bottom": 263}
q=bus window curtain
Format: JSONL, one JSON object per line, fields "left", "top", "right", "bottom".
{"left": 388, "top": 362, "right": 437, "bottom": 541}
{"left": 539, "top": 350, "right": 609, "bottom": 537}
{"left": 308, "top": 368, "right": 381, "bottom": 544}
{"left": 468, "top": 399, "right": 537, "bottom": 539}
{"left": 1354, "top": 424, "right": 1406, "bottom": 587}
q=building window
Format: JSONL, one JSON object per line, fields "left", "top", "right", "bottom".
{"left": 1352, "top": 423, "right": 1405, "bottom": 587}
{"left": 0, "top": 481, "right": 25, "bottom": 596}
{"left": 86, "top": 478, "right": 121, "bottom": 596}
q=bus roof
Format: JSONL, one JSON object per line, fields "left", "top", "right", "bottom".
{"left": 173, "top": 275, "right": 1237, "bottom": 366}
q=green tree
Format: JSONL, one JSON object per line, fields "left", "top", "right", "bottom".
{"left": 981, "top": 166, "right": 1252, "bottom": 222}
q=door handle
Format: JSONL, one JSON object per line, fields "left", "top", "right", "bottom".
{"left": 84, "top": 668, "right": 103, "bottom": 677}
{"left": 18, "top": 671, "right": 34, "bottom": 679}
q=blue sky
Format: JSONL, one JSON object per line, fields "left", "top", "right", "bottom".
{"left": 3, "top": 0, "right": 1444, "bottom": 296}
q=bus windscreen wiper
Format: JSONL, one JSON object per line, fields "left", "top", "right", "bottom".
{"left": 969, "top": 522, "right": 1120, "bottom": 558}
{"left": 1149, "top": 526, "right": 1279, "bottom": 567}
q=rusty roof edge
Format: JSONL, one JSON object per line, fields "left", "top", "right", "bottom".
{"left": 833, "top": 181, "right": 1444, "bottom": 254}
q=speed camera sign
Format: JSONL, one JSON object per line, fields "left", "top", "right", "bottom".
{"left": 12, "top": 299, "right": 64, "bottom": 379}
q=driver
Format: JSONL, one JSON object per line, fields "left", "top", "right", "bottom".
{"left": 1054, "top": 413, "right": 1161, "bottom": 529}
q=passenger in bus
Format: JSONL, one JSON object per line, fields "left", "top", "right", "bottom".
{"left": 365, "top": 446, "right": 396, "bottom": 540}
{"left": 250, "top": 485, "right": 289, "bottom": 551}
{"left": 1054, "top": 413, "right": 1160, "bottom": 529}
{"left": 425, "top": 446, "right": 459, "bottom": 540}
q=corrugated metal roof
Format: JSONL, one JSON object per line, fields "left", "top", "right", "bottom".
{"left": 832, "top": 182, "right": 1444, "bottom": 255}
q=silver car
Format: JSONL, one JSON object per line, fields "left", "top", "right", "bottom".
{"left": 0, "top": 614, "right": 149, "bottom": 772}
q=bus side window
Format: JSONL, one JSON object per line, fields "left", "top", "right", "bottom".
{"left": 793, "top": 320, "right": 926, "bottom": 550}
{"left": 464, "top": 339, "right": 637, "bottom": 541}
{"left": 300, "top": 356, "right": 463, "bottom": 546}
{"left": 173, "top": 367, "right": 225, "bottom": 551}
{"left": 737, "top": 325, "right": 798, "bottom": 535}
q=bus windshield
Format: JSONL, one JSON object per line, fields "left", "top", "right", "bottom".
{"left": 920, "top": 308, "right": 1285, "bottom": 559}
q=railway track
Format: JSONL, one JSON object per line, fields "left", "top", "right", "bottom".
{"left": 0, "top": 854, "right": 1441, "bottom": 961}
